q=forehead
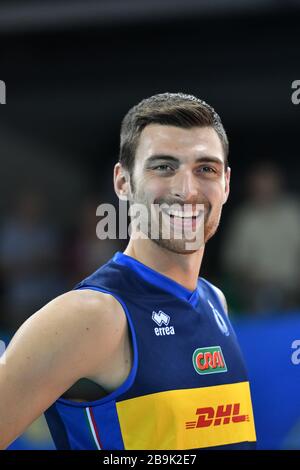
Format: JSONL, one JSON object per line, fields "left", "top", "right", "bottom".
{"left": 135, "top": 124, "right": 224, "bottom": 164}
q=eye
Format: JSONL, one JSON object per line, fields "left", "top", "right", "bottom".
{"left": 197, "top": 166, "right": 216, "bottom": 174}
{"left": 153, "top": 164, "right": 174, "bottom": 172}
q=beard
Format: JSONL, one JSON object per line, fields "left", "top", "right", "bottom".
{"left": 128, "top": 187, "right": 221, "bottom": 255}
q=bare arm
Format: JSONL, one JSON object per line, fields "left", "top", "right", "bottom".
{"left": 0, "top": 289, "right": 124, "bottom": 449}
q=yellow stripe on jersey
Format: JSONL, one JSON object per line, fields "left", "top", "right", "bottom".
{"left": 116, "top": 381, "right": 256, "bottom": 450}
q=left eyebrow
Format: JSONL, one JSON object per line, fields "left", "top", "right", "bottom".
{"left": 145, "top": 154, "right": 224, "bottom": 166}
{"left": 195, "top": 156, "right": 224, "bottom": 166}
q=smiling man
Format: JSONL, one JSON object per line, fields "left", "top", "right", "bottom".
{"left": 0, "top": 93, "right": 256, "bottom": 450}
{"left": 118, "top": 120, "right": 229, "bottom": 280}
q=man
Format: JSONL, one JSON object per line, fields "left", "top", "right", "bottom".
{"left": 0, "top": 92, "right": 256, "bottom": 450}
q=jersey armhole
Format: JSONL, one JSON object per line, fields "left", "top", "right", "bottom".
{"left": 56, "top": 286, "right": 139, "bottom": 408}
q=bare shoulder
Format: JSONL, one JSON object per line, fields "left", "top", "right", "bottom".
{"left": 9, "top": 288, "right": 126, "bottom": 346}
{"left": 42, "top": 289, "right": 127, "bottom": 367}
{"left": 210, "top": 284, "right": 229, "bottom": 316}
{"left": 5, "top": 288, "right": 127, "bottom": 387}
{"left": 46, "top": 288, "right": 126, "bottom": 328}
{"left": 0, "top": 289, "right": 126, "bottom": 449}
{"left": 48, "top": 288, "right": 123, "bottom": 316}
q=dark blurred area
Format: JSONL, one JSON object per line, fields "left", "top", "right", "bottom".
{"left": 0, "top": 0, "right": 300, "bottom": 449}
{"left": 1, "top": 0, "right": 300, "bottom": 328}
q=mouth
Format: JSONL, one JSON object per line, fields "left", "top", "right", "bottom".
{"left": 161, "top": 208, "right": 204, "bottom": 231}
{"left": 163, "top": 208, "right": 202, "bottom": 218}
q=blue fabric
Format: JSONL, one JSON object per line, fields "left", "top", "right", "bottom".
{"left": 44, "top": 403, "right": 71, "bottom": 450}
{"left": 44, "top": 251, "right": 255, "bottom": 450}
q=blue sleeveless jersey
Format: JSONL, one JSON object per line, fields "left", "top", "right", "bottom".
{"left": 44, "top": 251, "right": 256, "bottom": 450}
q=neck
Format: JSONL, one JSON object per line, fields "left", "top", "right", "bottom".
{"left": 124, "top": 237, "right": 205, "bottom": 291}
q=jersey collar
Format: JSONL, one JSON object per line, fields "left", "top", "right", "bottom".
{"left": 113, "top": 251, "right": 200, "bottom": 308}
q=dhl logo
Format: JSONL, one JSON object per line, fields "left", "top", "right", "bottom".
{"left": 185, "top": 403, "right": 249, "bottom": 429}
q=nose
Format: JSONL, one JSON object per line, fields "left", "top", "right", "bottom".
{"left": 170, "top": 169, "right": 198, "bottom": 202}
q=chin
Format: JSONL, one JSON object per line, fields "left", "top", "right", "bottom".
{"left": 152, "top": 237, "right": 204, "bottom": 255}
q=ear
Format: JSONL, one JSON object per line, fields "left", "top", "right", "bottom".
{"left": 222, "top": 166, "right": 231, "bottom": 205}
{"left": 114, "top": 163, "right": 131, "bottom": 200}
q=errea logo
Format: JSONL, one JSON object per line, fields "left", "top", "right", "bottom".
{"left": 152, "top": 310, "right": 175, "bottom": 336}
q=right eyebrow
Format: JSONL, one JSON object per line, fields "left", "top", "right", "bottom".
{"left": 144, "top": 155, "right": 180, "bottom": 166}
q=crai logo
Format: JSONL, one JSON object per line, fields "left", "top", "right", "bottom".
{"left": 192, "top": 346, "right": 227, "bottom": 375}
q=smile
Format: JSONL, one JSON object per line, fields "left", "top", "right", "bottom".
{"left": 161, "top": 208, "right": 203, "bottom": 219}
{"left": 160, "top": 208, "right": 204, "bottom": 232}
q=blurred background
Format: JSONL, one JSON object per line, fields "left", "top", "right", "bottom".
{"left": 0, "top": 0, "right": 300, "bottom": 450}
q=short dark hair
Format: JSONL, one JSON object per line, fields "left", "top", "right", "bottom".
{"left": 119, "top": 92, "right": 229, "bottom": 175}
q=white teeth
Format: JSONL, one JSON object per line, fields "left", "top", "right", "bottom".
{"left": 164, "top": 209, "right": 200, "bottom": 218}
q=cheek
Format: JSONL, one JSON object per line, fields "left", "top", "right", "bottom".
{"left": 211, "top": 178, "right": 226, "bottom": 197}
{"left": 205, "top": 183, "right": 226, "bottom": 209}
{"left": 140, "top": 177, "right": 169, "bottom": 200}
